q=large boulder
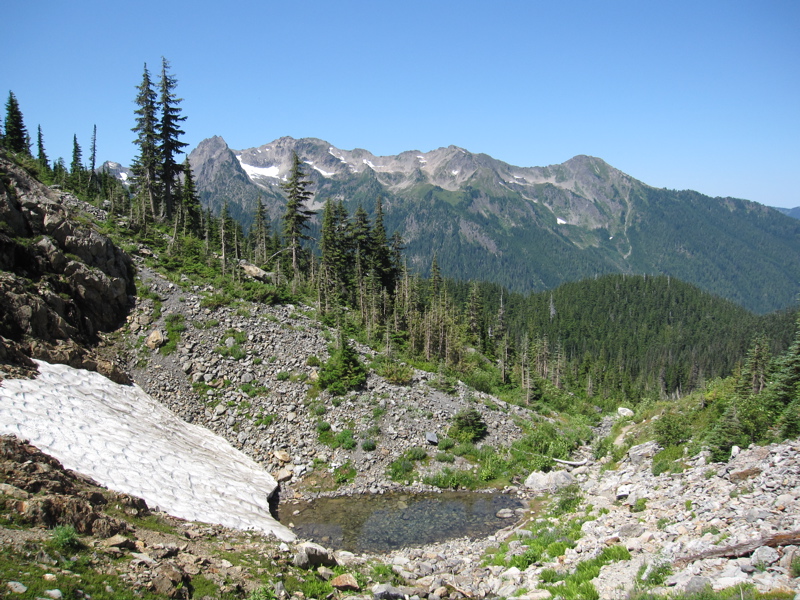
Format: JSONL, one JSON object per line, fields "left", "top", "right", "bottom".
{"left": 292, "top": 542, "right": 338, "bottom": 569}
{"left": 524, "top": 469, "right": 575, "bottom": 493}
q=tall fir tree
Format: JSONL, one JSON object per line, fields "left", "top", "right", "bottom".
{"left": 281, "top": 152, "right": 315, "bottom": 277}
{"left": 69, "top": 134, "right": 84, "bottom": 192}
{"left": 251, "top": 196, "right": 272, "bottom": 265}
{"left": 131, "top": 63, "right": 160, "bottom": 222}
{"left": 180, "top": 157, "right": 201, "bottom": 236}
{"left": 157, "top": 57, "right": 187, "bottom": 221}
{"left": 36, "top": 125, "right": 49, "bottom": 171}
{"left": 370, "top": 197, "right": 394, "bottom": 290}
{"left": 4, "top": 91, "right": 29, "bottom": 155}
{"left": 87, "top": 124, "right": 98, "bottom": 199}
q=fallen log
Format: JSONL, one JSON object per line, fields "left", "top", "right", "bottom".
{"left": 552, "top": 458, "right": 588, "bottom": 467}
{"left": 675, "top": 530, "right": 800, "bottom": 568}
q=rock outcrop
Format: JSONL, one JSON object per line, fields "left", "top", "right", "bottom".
{"left": 0, "top": 152, "right": 135, "bottom": 378}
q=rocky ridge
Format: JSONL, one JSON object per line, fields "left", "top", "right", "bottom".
{"left": 0, "top": 152, "right": 135, "bottom": 382}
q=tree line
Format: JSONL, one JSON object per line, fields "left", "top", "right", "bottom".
{"left": 4, "top": 63, "right": 797, "bottom": 436}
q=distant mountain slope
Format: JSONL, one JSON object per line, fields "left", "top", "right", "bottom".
{"left": 187, "top": 136, "right": 800, "bottom": 314}
{"left": 773, "top": 206, "right": 800, "bottom": 220}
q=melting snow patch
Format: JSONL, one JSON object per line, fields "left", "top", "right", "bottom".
{"left": 0, "top": 360, "right": 295, "bottom": 541}
{"left": 313, "top": 166, "right": 335, "bottom": 177}
{"left": 329, "top": 148, "right": 348, "bottom": 163}
{"left": 452, "top": 170, "right": 459, "bottom": 176}
{"left": 557, "top": 218, "right": 567, "bottom": 225}
{"left": 237, "top": 156, "right": 280, "bottom": 180}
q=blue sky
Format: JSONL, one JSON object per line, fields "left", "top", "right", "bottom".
{"left": 3, "top": 1, "right": 798, "bottom": 208}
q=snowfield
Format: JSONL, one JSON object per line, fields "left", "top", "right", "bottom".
{"left": 0, "top": 360, "right": 295, "bottom": 541}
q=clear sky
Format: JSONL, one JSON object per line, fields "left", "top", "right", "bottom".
{"left": 3, "top": 1, "right": 798, "bottom": 208}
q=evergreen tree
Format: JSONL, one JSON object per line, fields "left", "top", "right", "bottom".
{"left": 87, "top": 124, "right": 98, "bottom": 199}
{"left": 131, "top": 63, "right": 160, "bottom": 221}
{"left": 430, "top": 254, "right": 442, "bottom": 298}
{"left": 764, "top": 314, "right": 800, "bottom": 408}
{"left": 350, "top": 204, "right": 372, "bottom": 262}
{"left": 69, "top": 134, "right": 84, "bottom": 192}
{"left": 157, "top": 57, "right": 187, "bottom": 221}
{"left": 52, "top": 157, "right": 67, "bottom": 187}
{"left": 251, "top": 196, "right": 272, "bottom": 265}
{"left": 281, "top": 152, "right": 315, "bottom": 277}
{"left": 4, "top": 91, "right": 29, "bottom": 155}
{"left": 180, "top": 157, "right": 201, "bottom": 236}
{"left": 370, "top": 197, "right": 394, "bottom": 290}
{"left": 36, "top": 125, "right": 48, "bottom": 171}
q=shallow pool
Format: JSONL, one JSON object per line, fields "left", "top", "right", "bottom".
{"left": 277, "top": 491, "right": 525, "bottom": 553}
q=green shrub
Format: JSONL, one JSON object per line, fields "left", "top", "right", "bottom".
{"left": 438, "top": 437, "right": 455, "bottom": 451}
{"left": 388, "top": 458, "right": 415, "bottom": 481}
{"left": 374, "top": 357, "right": 414, "bottom": 385}
{"left": 334, "top": 462, "right": 357, "bottom": 485}
{"left": 335, "top": 429, "right": 357, "bottom": 450}
{"left": 318, "top": 338, "right": 367, "bottom": 396}
{"left": 791, "top": 555, "right": 800, "bottom": 578}
{"left": 50, "top": 524, "right": 81, "bottom": 551}
{"left": 246, "top": 587, "right": 276, "bottom": 600}
{"left": 423, "top": 467, "right": 478, "bottom": 489}
{"left": 362, "top": 439, "right": 377, "bottom": 451}
{"left": 435, "top": 452, "right": 455, "bottom": 463}
{"left": 452, "top": 441, "right": 477, "bottom": 458}
{"left": 159, "top": 313, "right": 186, "bottom": 356}
{"left": 654, "top": 412, "right": 689, "bottom": 447}
{"left": 631, "top": 498, "right": 647, "bottom": 513}
{"left": 405, "top": 447, "right": 427, "bottom": 461}
{"left": 316, "top": 420, "right": 331, "bottom": 432}
{"left": 449, "top": 408, "right": 488, "bottom": 442}
{"left": 276, "top": 371, "right": 291, "bottom": 381}
{"left": 546, "top": 541, "right": 569, "bottom": 558}
{"left": 652, "top": 445, "right": 686, "bottom": 475}
{"left": 638, "top": 560, "right": 672, "bottom": 586}
{"left": 551, "top": 483, "right": 583, "bottom": 516}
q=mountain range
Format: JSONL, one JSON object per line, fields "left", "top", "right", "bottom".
{"left": 185, "top": 136, "right": 800, "bottom": 314}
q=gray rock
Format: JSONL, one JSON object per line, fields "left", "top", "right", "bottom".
{"left": 372, "top": 583, "right": 405, "bottom": 600}
{"left": 293, "top": 542, "right": 337, "bottom": 569}
{"left": 752, "top": 545, "right": 780, "bottom": 566}
{"left": 426, "top": 432, "right": 439, "bottom": 445}
{"left": 524, "top": 470, "right": 574, "bottom": 493}
{"left": 683, "top": 576, "right": 713, "bottom": 594}
{"left": 617, "top": 407, "right": 634, "bottom": 418}
{"left": 628, "top": 441, "right": 661, "bottom": 465}
{"left": 7, "top": 581, "right": 28, "bottom": 594}
{"left": 145, "top": 329, "right": 165, "bottom": 349}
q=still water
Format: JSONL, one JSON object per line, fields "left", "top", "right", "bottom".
{"left": 277, "top": 491, "right": 525, "bottom": 553}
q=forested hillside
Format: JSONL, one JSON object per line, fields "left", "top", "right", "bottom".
{"left": 188, "top": 136, "right": 800, "bottom": 314}
{"left": 3, "top": 62, "right": 799, "bottom": 467}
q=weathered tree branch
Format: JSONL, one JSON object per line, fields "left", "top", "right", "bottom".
{"left": 675, "top": 530, "right": 800, "bottom": 568}
{"left": 553, "top": 458, "right": 588, "bottom": 467}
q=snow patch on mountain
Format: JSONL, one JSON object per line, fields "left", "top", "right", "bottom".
{"left": 237, "top": 156, "right": 280, "bottom": 180}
